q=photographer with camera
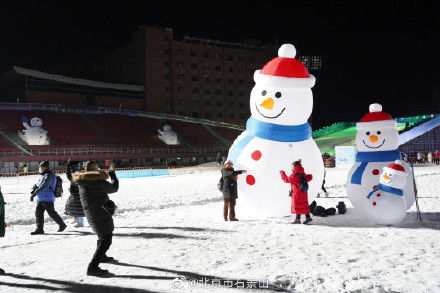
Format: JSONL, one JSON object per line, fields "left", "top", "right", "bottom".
{"left": 30, "top": 161, "right": 67, "bottom": 235}
{"left": 73, "top": 160, "right": 119, "bottom": 277}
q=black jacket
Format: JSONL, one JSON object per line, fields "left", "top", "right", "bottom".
{"left": 220, "top": 167, "right": 243, "bottom": 199}
{"left": 74, "top": 171, "right": 119, "bottom": 237}
{"left": 64, "top": 166, "right": 84, "bottom": 217}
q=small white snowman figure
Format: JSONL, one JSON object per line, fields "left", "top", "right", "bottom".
{"left": 19, "top": 116, "right": 50, "bottom": 145}
{"left": 346, "top": 103, "right": 415, "bottom": 214}
{"left": 364, "top": 160, "right": 408, "bottom": 225}
{"left": 157, "top": 124, "right": 180, "bottom": 145}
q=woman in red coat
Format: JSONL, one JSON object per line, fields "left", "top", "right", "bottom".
{"left": 280, "top": 160, "right": 313, "bottom": 224}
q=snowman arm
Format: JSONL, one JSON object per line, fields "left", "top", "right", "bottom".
{"left": 22, "top": 122, "right": 31, "bottom": 130}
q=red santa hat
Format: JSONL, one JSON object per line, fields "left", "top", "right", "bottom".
{"left": 356, "top": 103, "right": 396, "bottom": 129}
{"left": 384, "top": 160, "right": 407, "bottom": 177}
{"left": 253, "top": 44, "right": 316, "bottom": 89}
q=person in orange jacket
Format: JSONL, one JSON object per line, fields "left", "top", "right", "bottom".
{"left": 280, "top": 159, "right": 313, "bottom": 224}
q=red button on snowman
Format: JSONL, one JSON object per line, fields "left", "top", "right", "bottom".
{"left": 227, "top": 44, "right": 324, "bottom": 218}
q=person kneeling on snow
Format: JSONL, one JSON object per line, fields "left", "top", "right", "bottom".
{"left": 220, "top": 160, "right": 246, "bottom": 221}
{"left": 73, "top": 161, "right": 119, "bottom": 277}
{"left": 65, "top": 160, "right": 85, "bottom": 227}
{"left": 30, "top": 161, "right": 67, "bottom": 235}
{"left": 0, "top": 185, "right": 6, "bottom": 274}
{"left": 280, "top": 160, "right": 313, "bottom": 224}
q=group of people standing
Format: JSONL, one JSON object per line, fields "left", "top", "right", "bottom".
{"left": 402, "top": 151, "right": 440, "bottom": 164}
{"left": 219, "top": 159, "right": 314, "bottom": 224}
{"left": 1, "top": 160, "right": 119, "bottom": 277}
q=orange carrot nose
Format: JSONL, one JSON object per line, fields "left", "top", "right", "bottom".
{"left": 369, "top": 135, "right": 378, "bottom": 143}
{"left": 260, "top": 98, "right": 274, "bottom": 110}
{"left": 383, "top": 175, "right": 389, "bottom": 180}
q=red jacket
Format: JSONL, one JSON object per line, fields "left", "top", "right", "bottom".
{"left": 280, "top": 165, "right": 313, "bottom": 214}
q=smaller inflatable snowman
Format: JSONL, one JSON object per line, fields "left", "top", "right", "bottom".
{"left": 19, "top": 116, "right": 50, "bottom": 145}
{"left": 364, "top": 160, "right": 408, "bottom": 225}
{"left": 157, "top": 124, "right": 180, "bottom": 145}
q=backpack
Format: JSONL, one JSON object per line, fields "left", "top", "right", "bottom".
{"left": 53, "top": 175, "right": 63, "bottom": 198}
{"left": 294, "top": 172, "right": 309, "bottom": 193}
{"left": 217, "top": 177, "right": 224, "bottom": 192}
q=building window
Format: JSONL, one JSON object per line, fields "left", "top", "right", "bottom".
{"left": 240, "top": 113, "right": 246, "bottom": 119}
{"left": 238, "top": 56, "right": 243, "bottom": 62}
{"left": 165, "top": 74, "right": 171, "bottom": 80}
{"left": 238, "top": 79, "right": 244, "bottom": 85}
{"left": 204, "top": 76, "right": 210, "bottom": 83}
{"left": 191, "top": 63, "right": 197, "bottom": 70}
{"left": 177, "top": 62, "right": 184, "bottom": 69}
{"left": 215, "top": 77, "right": 222, "bottom": 83}
{"left": 177, "top": 49, "right": 184, "bottom": 56}
{"left": 191, "top": 88, "right": 199, "bottom": 94}
{"left": 239, "top": 102, "right": 245, "bottom": 108}
{"left": 205, "top": 100, "right": 212, "bottom": 106}
{"left": 216, "top": 101, "right": 223, "bottom": 107}
{"left": 239, "top": 91, "right": 244, "bottom": 97}
{"left": 190, "top": 51, "right": 197, "bottom": 57}
{"left": 191, "top": 112, "right": 199, "bottom": 118}
{"left": 215, "top": 65, "right": 221, "bottom": 71}
{"left": 203, "top": 52, "right": 209, "bottom": 58}
{"left": 203, "top": 63, "right": 209, "bottom": 70}
{"left": 217, "top": 113, "right": 223, "bottom": 118}
{"left": 164, "top": 36, "right": 169, "bottom": 41}
{"left": 177, "top": 74, "right": 184, "bottom": 80}
{"left": 178, "top": 112, "right": 184, "bottom": 116}
{"left": 228, "top": 101, "right": 234, "bottom": 107}
{"left": 204, "top": 89, "right": 211, "bottom": 95}
{"left": 164, "top": 61, "right": 170, "bottom": 67}
{"left": 229, "top": 67, "right": 233, "bottom": 73}
{"left": 192, "top": 99, "right": 199, "bottom": 105}
{"left": 227, "top": 55, "right": 233, "bottom": 61}
{"left": 215, "top": 89, "right": 222, "bottom": 95}
{"left": 239, "top": 68, "right": 244, "bottom": 74}
{"left": 166, "top": 87, "right": 171, "bottom": 93}
{"left": 178, "top": 99, "right": 184, "bottom": 105}
{"left": 249, "top": 57, "right": 255, "bottom": 62}
{"left": 228, "top": 90, "right": 234, "bottom": 96}
{"left": 205, "top": 113, "right": 212, "bottom": 119}
{"left": 191, "top": 75, "right": 198, "bottom": 82}
{"left": 229, "top": 113, "right": 235, "bottom": 119}
{"left": 164, "top": 49, "right": 170, "bottom": 55}
{"left": 177, "top": 87, "right": 184, "bottom": 93}
{"left": 228, "top": 78, "right": 234, "bottom": 84}
{"left": 166, "top": 99, "right": 172, "bottom": 105}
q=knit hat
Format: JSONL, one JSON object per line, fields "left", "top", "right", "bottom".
{"left": 254, "top": 44, "right": 316, "bottom": 89}
{"left": 357, "top": 103, "right": 396, "bottom": 129}
{"left": 39, "top": 161, "right": 49, "bottom": 169}
{"left": 383, "top": 160, "right": 407, "bottom": 177}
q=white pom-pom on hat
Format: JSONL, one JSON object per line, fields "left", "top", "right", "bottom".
{"left": 369, "top": 103, "right": 383, "bottom": 113}
{"left": 278, "top": 44, "right": 296, "bottom": 58}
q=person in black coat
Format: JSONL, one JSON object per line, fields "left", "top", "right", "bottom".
{"left": 73, "top": 160, "right": 119, "bottom": 277}
{"left": 0, "top": 185, "right": 5, "bottom": 275}
{"left": 220, "top": 160, "right": 246, "bottom": 221}
{"left": 65, "top": 160, "right": 85, "bottom": 227}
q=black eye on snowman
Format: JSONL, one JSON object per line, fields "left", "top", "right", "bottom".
{"left": 366, "top": 131, "right": 370, "bottom": 135}
{"left": 275, "top": 92, "right": 282, "bottom": 98}
{"left": 261, "top": 90, "right": 267, "bottom": 96}
{"left": 377, "top": 131, "right": 381, "bottom": 135}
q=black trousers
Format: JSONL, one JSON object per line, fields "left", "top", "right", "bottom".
{"left": 35, "top": 201, "right": 65, "bottom": 231}
{"left": 89, "top": 233, "right": 113, "bottom": 269}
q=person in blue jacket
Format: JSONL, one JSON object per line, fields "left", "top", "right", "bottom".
{"left": 30, "top": 161, "right": 66, "bottom": 235}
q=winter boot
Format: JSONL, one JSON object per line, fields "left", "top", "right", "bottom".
{"left": 230, "top": 218, "right": 239, "bottom": 221}
{"left": 30, "top": 229, "right": 44, "bottom": 235}
{"left": 58, "top": 224, "right": 67, "bottom": 232}
{"left": 303, "top": 217, "right": 313, "bottom": 225}
{"left": 100, "top": 255, "right": 116, "bottom": 263}
{"left": 292, "top": 219, "right": 301, "bottom": 224}
{"left": 87, "top": 266, "right": 112, "bottom": 277}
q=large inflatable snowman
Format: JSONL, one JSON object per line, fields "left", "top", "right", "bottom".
{"left": 157, "top": 124, "right": 180, "bottom": 145}
{"left": 347, "top": 104, "right": 414, "bottom": 213}
{"left": 18, "top": 116, "right": 50, "bottom": 145}
{"left": 228, "top": 44, "right": 324, "bottom": 218}
{"left": 364, "top": 160, "right": 408, "bottom": 225}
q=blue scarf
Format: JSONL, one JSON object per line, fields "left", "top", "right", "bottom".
{"left": 350, "top": 150, "right": 401, "bottom": 185}
{"left": 227, "top": 117, "right": 311, "bottom": 164}
{"left": 366, "top": 183, "right": 403, "bottom": 199}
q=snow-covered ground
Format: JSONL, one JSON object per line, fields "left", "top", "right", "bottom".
{"left": 0, "top": 164, "right": 439, "bottom": 292}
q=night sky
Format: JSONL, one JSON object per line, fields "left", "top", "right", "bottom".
{"left": 1, "top": 1, "right": 439, "bottom": 127}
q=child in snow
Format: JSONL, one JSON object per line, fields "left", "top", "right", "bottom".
{"left": 220, "top": 160, "right": 246, "bottom": 221}
{"left": 280, "top": 160, "right": 313, "bottom": 224}
{"left": 65, "top": 160, "right": 85, "bottom": 227}
{"left": 0, "top": 185, "right": 5, "bottom": 274}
